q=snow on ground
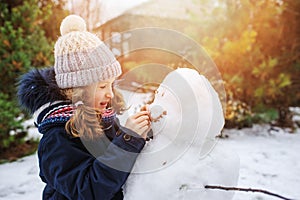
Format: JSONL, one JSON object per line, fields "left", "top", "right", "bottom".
{"left": 0, "top": 153, "right": 44, "bottom": 200}
{"left": 224, "top": 125, "right": 300, "bottom": 200}
{"left": 0, "top": 125, "right": 299, "bottom": 200}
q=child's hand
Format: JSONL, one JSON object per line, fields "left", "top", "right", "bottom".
{"left": 125, "top": 106, "right": 151, "bottom": 139}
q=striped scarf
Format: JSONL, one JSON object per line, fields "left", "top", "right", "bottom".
{"left": 38, "top": 103, "right": 116, "bottom": 131}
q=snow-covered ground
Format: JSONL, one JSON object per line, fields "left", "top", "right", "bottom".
{"left": 0, "top": 125, "right": 299, "bottom": 200}
{"left": 223, "top": 125, "right": 300, "bottom": 200}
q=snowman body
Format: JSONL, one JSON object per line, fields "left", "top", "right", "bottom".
{"left": 123, "top": 68, "right": 239, "bottom": 200}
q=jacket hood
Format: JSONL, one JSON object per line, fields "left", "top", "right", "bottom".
{"left": 17, "top": 67, "right": 68, "bottom": 115}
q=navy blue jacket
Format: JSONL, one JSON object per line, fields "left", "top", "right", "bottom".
{"left": 17, "top": 67, "right": 145, "bottom": 200}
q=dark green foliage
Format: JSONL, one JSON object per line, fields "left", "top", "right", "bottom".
{"left": 0, "top": 0, "right": 60, "bottom": 153}
{"left": 0, "top": 0, "right": 53, "bottom": 98}
{"left": 252, "top": 107, "right": 279, "bottom": 124}
{"left": 0, "top": 92, "right": 24, "bottom": 150}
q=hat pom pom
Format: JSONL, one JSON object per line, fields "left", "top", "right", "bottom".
{"left": 60, "top": 15, "right": 87, "bottom": 36}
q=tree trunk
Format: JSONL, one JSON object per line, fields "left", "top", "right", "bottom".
{"left": 276, "top": 106, "right": 294, "bottom": 130}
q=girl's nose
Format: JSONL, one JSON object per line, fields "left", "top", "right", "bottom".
{"left": 106, "top": 89, "right": 114, "bottom": 99}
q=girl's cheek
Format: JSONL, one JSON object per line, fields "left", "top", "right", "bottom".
{"left": 98, "top": 90, "right": 107, "bottom": 99}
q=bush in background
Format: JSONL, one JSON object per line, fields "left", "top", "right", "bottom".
{"left": 0, "top": 0, "right": 67, "bottom": 160}
{"left": 0, "top": 93, "right": 24, "bottom": 150}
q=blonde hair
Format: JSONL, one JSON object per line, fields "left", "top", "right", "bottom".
{"left": 63, "top": 85, "right": 126, "bottom": 139}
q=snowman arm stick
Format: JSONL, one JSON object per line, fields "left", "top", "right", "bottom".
{"left": 205, "top": 185, "right": 296, "bottom": 200}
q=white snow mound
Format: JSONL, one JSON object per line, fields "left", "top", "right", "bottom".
{"left": 124, "top": 68, "right": 240, "bottom": 200}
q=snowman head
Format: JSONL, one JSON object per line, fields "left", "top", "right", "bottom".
{"left": 149, "top": 68, "right": 224, "bottom": 155}
{"left": 120, "top": 68, "right": 225, "bottom": 173}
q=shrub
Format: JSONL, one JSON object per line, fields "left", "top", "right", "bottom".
{"left": 0, "top": 93, "right": 25, "bottom": 150}
{"left": 225, "top": 99, "right": 253, "bottom": 129}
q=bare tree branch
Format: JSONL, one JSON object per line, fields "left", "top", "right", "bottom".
{"left": 205, "top": 185, "right": 296, "bottom": 200}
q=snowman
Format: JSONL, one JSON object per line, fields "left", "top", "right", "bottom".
{"left": 121, "top": 68, "right": 240, "bottom": 200}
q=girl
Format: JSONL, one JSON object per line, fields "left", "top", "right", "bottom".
{"left": 17, "top": 15, "right": 150, "bottom": 200}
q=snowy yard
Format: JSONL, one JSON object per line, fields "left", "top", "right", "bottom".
{"left": 223, "top": 125, "right": 300, "bottom": 200}
{"left": 0, "top": 125, "right": 299, "bottom": 200}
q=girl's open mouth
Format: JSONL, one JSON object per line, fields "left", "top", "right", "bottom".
{"left": 99, "top": 102, "right": 108, "bottom": 109}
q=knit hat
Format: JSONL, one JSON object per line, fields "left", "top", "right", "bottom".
{"left": 54, "top": 15, "right": 122, "bottom": 89}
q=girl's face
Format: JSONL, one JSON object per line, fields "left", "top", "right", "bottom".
{"left": 94, "top": 77, "right": 115, "bottom": 112}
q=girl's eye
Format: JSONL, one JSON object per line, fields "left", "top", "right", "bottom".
{"left": 99, "top": 85, "right": 106, "bottom": 89}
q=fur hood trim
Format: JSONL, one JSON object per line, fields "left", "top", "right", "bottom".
{"left": 17, "top": 67, "right": 68, "bottom": 114}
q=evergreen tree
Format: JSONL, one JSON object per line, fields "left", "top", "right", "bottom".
{"left": 0, "top": 0, "right": 57, "bottom": 153}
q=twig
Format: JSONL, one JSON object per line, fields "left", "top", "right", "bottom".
{"left": 205, "top": 185, "right": 297, "bottom": 200}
